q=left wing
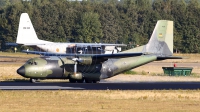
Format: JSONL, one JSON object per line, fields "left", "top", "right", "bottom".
{"left": 22, "top": 50, "right": 143, "bottom": 58}
{"left": 22, "top": 50, "right": 184, "bottom": 65}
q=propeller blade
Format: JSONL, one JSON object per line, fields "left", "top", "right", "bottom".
{"left": 74, "top": 61, "right": 77, "bottom": 75}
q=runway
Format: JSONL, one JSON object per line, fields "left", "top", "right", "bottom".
{"left": 1, "top": 56, "right": 200, "bottom": 90}
{"left": 1, "top": 81, "right": 200, "bottom": 90}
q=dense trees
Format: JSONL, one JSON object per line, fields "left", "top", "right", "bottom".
{"left": 1, "top": 0, "right": 200, "bottom": 53}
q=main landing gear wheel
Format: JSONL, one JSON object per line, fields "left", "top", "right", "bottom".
{"left": 85, "top": 79, "right": 92, "bottom": 83}
{"left": 69, "top": 78, "right": 84, "bottom": 83}
{"left": 93, "top": 80, "right": 100, "bottom": 83}
{"left": 69, "top": 78, "right": 76, "bottom": 83}
{"left": 85, "top": 79, "right": 100, "bottom": 83}
{"left": 77, "top": 79, "right": 84, "bottom": 83}
{"left": 30, "top": 78, "right": 38, "bottom": 83}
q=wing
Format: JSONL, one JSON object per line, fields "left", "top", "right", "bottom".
{"left": 22, "top": 50, "right": 143, "bottom": 58}
{"left": 22, "top": 50, "right": 185, "bottom": 65}
{"left": 7, "top": 42, "right": 126, "bottom": 46}
{"left": 72, "top": 43, "right": 127, "bottom": 47}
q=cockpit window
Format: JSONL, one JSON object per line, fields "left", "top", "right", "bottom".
{"left": 26, "top": 60, "right": 37, "bottom": 65}
{"left": 28, "top": 62, "right": 32, "bottom": 65}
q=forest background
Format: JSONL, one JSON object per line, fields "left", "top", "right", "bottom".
{"left": 0, "top": 0, "right": 199, "bottom": 53}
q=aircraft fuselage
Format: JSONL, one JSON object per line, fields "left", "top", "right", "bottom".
{"left": 17, "top": 55, "right": 157, "bottom": 82}
{"left": 35, "top": 43, "right": 120, "bottom": 54}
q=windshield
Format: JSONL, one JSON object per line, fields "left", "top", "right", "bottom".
{"left": 26, "top": 59, "right": 37, "bottom": 65}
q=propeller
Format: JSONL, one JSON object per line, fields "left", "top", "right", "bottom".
{"left": 70, "top": 56, "right": 91, "bottom": 75}
{"left": 114, "top": 46, "right": 121, "bottom": 53}
{"left": 72, "top": 57, "right": 78, "bottom": 75}
{"left": 69, "top": 45, "right": 91, "bottom": 75}
{"left": 74, "top": 61, "right": 77, "bottom": 75}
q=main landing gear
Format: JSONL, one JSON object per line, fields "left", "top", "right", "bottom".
{"left": 29, "top": 78, "right": 99, "bottom": 83}
{"left": 69, "top": 78, "right": 100, "bottom": 83}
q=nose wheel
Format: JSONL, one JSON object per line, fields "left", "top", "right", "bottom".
{"left": 30, "top": 78, "right": 38, "bottom": 83}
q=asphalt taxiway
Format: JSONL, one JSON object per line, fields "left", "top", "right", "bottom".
{"left": 1, "top": 56, "right": 200, "bottom": 90}
{"left": 1, "top": 81, "right": 200, "bottom": 90}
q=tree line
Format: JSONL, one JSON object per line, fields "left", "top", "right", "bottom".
{"left": 0, "top": 0, "right": 200, "bottom": 53}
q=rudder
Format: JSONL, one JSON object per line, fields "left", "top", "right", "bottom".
{"left": 16, "top": 13, "right": 39, "bottom": 44}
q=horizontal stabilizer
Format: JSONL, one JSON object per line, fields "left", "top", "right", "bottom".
{"left": 157, "top": 56, "right": 184, "bottom": 60}
{"left": 6, "top": 43, "right": 18, "bottom": 46}
{"left": 6, "top": 42, "right": 47, "bottom": 46}
{"left": 22, "top": 43, "right": 47, "bottom": 46}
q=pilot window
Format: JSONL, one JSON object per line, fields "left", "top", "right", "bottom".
{"left": 28, "top": 62, "right": 32, "bottom": 65}
{"left": 27, "top": 61, "right": 37, "bottom": 65}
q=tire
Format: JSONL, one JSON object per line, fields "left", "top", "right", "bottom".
{"left": 77, "top": 79, "right": 84, "bottom": 83}
{"left": 30, "top": 78, "right": 37, "bottom": 83}
{"left": 69, "top": 78, "right": 76, "bottom": 83}
{"left": 85, "top": 79, "right": 92, "bottom": 83}
{"left": 93, "top": 80, "right": 100, "bottom": 83}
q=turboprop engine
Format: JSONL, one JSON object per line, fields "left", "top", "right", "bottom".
{"left": 70, "top": 56, "right": 93, "bottom": 65}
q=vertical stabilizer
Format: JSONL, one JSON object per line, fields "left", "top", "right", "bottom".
{"left": 123, "top": 20, "right": 173, "bottom": 56}
{"left": 16, "top": 13, "right": 50, "bottom": 44}
{"left": 145, "top": 20, "right": 173, "bottom": 56}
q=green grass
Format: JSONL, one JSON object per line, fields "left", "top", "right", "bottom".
{"left": 190, "top": 73, "right": 200, "bottom": 77}
{"left": 0, "top": 52, "right": 38, "bottom": 58}
{"left": 123, "top": 70, "right": 138, "bottom": 75}
{"left": 123, "top": 70, "right": 159, "bottom": 76}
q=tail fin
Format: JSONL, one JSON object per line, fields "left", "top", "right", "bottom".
{"left": 145, "top": 20, "right": 173, "bottom": 56}
{"left": 16, "top": 13, "right": 39, "bottom": 44}
{"left": 123, "top": 20, "right": 173, "bottom": 56}
{"left": 16, "top": 13, "right": 50, "bottom": 45}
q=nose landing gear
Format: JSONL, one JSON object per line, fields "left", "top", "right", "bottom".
{"left": 30, "top": 78, "right": 38, "bottom": 83}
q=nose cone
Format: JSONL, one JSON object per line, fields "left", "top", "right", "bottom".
{"left": 17, "top": 66, "right": 25, "bottom": 76}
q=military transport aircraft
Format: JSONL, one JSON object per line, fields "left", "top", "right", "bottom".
{"left": 7, "top": 13, "right": 125, "bottom": 54}
{"left": 17, "top": 20, "right": 182, "bottom": 83}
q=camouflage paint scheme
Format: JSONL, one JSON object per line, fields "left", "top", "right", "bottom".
{"left": 17, "top": 20, "right": 176, "bottom": 83}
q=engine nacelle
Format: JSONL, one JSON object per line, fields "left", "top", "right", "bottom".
{"left": 69, "top": 72, "right": 83, "bottom": 80}
{"left": 78, "top": 56, "right": 92, "bottom": 65}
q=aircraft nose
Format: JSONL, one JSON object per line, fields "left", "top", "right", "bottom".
{"left": 17, "top": 66, "right": 25, "bottom": 76}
